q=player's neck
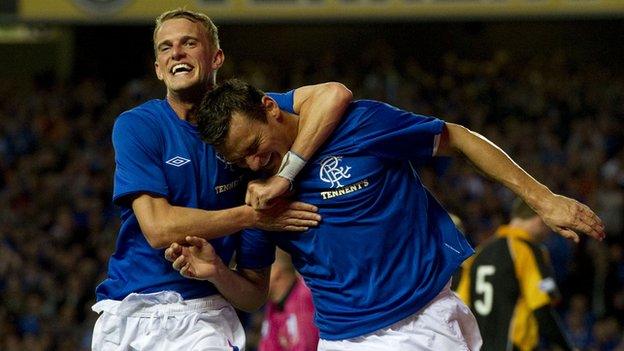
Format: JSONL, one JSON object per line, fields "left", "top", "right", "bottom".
{"left": 282, "top": 112, "right": 300, "bottom": 146}
{"left": 509, "top": 218, "right": 544, "bottom": 242}
{"left": 166, "top": 81, "right": 217, "bottom": 124}
{"left": 166, "top": 94, "right": 200, "bottom": 124}
{"left": 269, "top": 274, "right": 297, "bottom": 304}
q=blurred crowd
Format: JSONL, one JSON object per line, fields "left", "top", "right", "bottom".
{"left": 0, "top": 39, "right": 622, "bottom": 350}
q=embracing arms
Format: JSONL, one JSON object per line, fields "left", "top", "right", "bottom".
{"left": 290, "top": 82, "right": 353, "bottom": 160}
{"left": 133, "top": 196, "right": 319, "bottom": 248}
{"left": 131, "top": 83, "right": 350, "bottom": 248}
{"left": 246, "top": 82, "right": 353, "bottom": 209}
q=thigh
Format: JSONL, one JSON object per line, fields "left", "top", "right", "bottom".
{"left": 177, "top": 306, "right": 246, "bottom": 351}
{"left": 415, "top": 292, "right": 482, "bottom": 351}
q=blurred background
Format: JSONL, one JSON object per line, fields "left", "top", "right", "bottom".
{"left": 0, "top": 0, "right": 622, "bottom": 350}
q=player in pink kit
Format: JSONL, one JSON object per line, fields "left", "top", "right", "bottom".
{"left": 259, "top": 249, "right": 319, "bottom": 351}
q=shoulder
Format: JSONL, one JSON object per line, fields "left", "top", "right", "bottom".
{"left": 507, "top": 237, "right": 545, "bottom": 266}
{"left": 470, "top": 236, "right": 513, "bottom": 267}
{"left": 114, "top": 100, "right": 165, "bottom": 132}
{"left": 336, "top": 100, "right": 390, "bottom": 128}
{"left": 476, "top": 235, "right": 507, "bottom": 253}
{"left": 349, "top": 99, "right": 393, "bottom": 114}
{"left": 117, "top": 100, "right": 164, "bottom": 123}
{"left": 349, "top": 99, "right": 442, "bottom": 127}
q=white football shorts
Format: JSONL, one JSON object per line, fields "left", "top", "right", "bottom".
{"left": 91, "top": 291, "right": 244, "bottom": 351}
{"left": 318, "top": 281, "right": 482, "bottom": 351}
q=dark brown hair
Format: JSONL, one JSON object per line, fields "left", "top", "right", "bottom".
{"left": 197, "top": 79, "right": 267, "bottom": 147}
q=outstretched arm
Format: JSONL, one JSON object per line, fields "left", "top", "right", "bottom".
{"left": 437, "top": 123, "right": 605, "bottom": 242}
{"left": 165, "top": 236, "right": 270, "bottom": 312}
{"left": 246, "top": 83, "right": 352, "bottom": 209}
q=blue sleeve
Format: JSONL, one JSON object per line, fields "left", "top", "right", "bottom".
{"left": 236, "top": 228, "right": 276, "bottom": 269}
{"left": 112, "top": 111, "right": 168, "bottom": 205}
{"left": 267, "top": 90, "right": 295, "bottom": 114}
{"left": 354, "top": 100, "right": 445, "bottom": 161}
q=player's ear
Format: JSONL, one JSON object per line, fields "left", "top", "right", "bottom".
{"left": 154, "top": 61, "right": 164, "bottom": 81}
{"left": 211, "top": 49, "right": 224, "bottom": 70}
{"left": 262, "top": 96, "right": 281, "bottom": 122}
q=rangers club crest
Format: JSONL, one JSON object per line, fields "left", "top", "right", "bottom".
{"left": 319, "top": 156, "right": 352, "bottom": 188}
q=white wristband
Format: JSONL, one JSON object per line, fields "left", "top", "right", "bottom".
{"left": 277, "top": 151, "right": 307, "bottom": 182}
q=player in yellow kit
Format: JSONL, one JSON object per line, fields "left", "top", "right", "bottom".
{"left": 457, "top": 199, "right": 575, "bottom": 351}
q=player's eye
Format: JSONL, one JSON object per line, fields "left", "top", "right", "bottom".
{"left": 246, "top": 139, "right": 260, "bottom": 155}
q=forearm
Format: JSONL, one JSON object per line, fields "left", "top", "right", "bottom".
{"left": 446, "top": 123, "right": 553, "bottom": 210}
{"left": 155, "top": 205, "right": 253, "bottom": 246}
{"left": 210, "top": 267, "right": 269, "bottom": 312}
{"left": 135, "top": 197, "right": 255, "bottom": 248}
{"left": 292, "top": 82, "right": 352, "bottom": 160}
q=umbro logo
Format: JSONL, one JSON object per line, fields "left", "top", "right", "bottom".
{"left": 166, "top": 156, "right": 191, "bottom": 167}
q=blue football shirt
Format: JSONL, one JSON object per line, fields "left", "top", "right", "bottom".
{"left": 238, "top": 100, "right": 475, "bottom": 340}
{"left": 96, "top": 92, "right": 294, "bottom": 301}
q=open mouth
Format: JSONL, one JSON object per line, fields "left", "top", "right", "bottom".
{"left": 170, "top": 63, "right": 194, "bottom": 76}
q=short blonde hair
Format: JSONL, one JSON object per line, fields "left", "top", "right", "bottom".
{"left": 153, "top": 8, "right": 220, "bottom": 53}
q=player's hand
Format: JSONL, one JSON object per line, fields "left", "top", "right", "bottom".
{"left": 169, "top": 236, "right": 225, "bottom": 281}
{"left": 164, "top": 242, "right": 183, "bottom": 262}
{"left": 245, "top": 177, "right": 292, "bottom": 209}
{"left": 536, "top": 194, "right": 606, "bottom": 243}
{"left": 253, "top": 198, "right": 321, "bottom": 232}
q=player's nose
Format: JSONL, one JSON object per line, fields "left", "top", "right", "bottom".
{"left": 171, "top": 43, "right": 186, "bottom": 60}
{"left": 246, "top": 155, "right": 261, "bottom": 171}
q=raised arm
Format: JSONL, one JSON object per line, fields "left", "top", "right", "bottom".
{"left": 165, "top": 236, "right": 270, "bottom": 312}
{"left": 437, "top": 123, "right": 605, "bottom": 242}
{"left": 133, "top": 195, "right": 321, "bottom": 249}
{"left": 246, "top": 83, "right": 352, "bottom": 209}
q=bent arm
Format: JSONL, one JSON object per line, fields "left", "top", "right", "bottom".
{"left": 246, "top": 83, "right": 352, "bottom": 208}
{"left": 133, "top": 194, "right": 254, "bottom": 249}
{"left": 291, "top": 82, "right": 352, "bottom": 160}
{"left": 167, "top": 237, "right": 271, "bottom": 312}
{"left": 438, "top": 123, "right": 605, "bottom": 242}
{"left": 210, "top": 267, "right": 270, "bottom": 312}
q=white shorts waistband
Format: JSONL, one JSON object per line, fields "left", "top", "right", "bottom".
{"left": 92, "top": 291, "right": 230, "bottom": 318}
